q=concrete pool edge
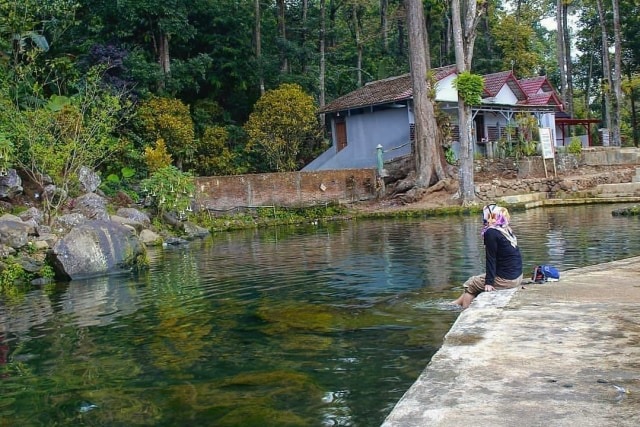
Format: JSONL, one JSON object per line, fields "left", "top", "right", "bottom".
{"left": 382, "top": 256, "right": 640, "bottom": 427}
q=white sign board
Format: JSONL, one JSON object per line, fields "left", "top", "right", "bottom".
{"left": 539, "top": 127, "right": 554, "bottom": 159}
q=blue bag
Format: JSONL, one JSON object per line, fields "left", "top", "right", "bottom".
{"left": 531, "top": 265, "right": 560, "bottom": 283}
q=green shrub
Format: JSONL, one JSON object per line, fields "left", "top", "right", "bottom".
{"left": 445, "top": 147, "right": 457, "bottom": 164}
{"left": 567, "top": 137, "right": 582, "bottom": 155}
{"left": 140, "top": 166, "right": 195, "bottom": 218}
{"left": 452, "top": 72, "right": 484, "bottom": 105}
{"left": 0, "top": 258, "right": 30, "bottom": 297}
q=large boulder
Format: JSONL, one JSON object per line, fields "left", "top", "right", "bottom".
{"left": 0, "top": 169, "right": 23, "bottom": 199}
{"left": 182, "top": 221, "right": 210, "bottom": 239}
{"left": 72, "top": 192, "right": 110, "bottom": 221}
{"left": 115, "top": 207, "right": 151, "bottom": 227}
{"left": 139, "top": 229, "right": 163, "bottom": 246}
{"left": 0, "top": 214, "right": 35, "bottom": 249}
{"left": 48, "top": 220, "right": 146, "bottom": 280}
{"left": 52, "top": 213, "right": 88, "bottom": 234}
{"left": 78, "top": 166, "right": 101, "bottom": 193}
{"left": 18, "top": 207, "right": 44, "bottom": 225}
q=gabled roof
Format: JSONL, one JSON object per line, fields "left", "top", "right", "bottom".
{"left": 517, "top": 76, "right": 563, "bottom": 109}
{"left": 320, "top": 66, "right": 564, "bottom": 114}
{"left": 518, "top": 92, "right": 563, "bottom": 107}
{"left": 482, "top": 70, "right": 527, "bottom": 101}
{"left": 319, "top": 65, "right": 457, "bottom": 113}
{"left": 518, "top": 76, "right": 554, "bottom": 96}
{"left": 319, "top": 74, "right": 412, "bottom": 114}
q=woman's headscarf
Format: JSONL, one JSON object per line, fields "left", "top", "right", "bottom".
{"left": 481, "top": 204, "right": 518, "bottom": 247}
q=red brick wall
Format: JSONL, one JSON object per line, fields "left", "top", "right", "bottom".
{"left": 195, "top": 169, "right": 378, "bottom": 210}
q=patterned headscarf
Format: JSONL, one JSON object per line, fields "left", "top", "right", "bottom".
{"left": 481, "top": 205, "right": 518, "bottom": 247}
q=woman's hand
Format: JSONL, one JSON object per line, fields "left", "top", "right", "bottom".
{"left": 484, "top": 284, "right": 495, "bottom": 292}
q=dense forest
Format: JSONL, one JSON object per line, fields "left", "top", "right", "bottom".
{"left": 0, "top": 0, "right": 639, "bottom": 192}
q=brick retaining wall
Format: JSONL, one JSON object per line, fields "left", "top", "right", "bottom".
{"left": 195, "top": 169, "right": 379, "bottom": 211}
{"left": 194, "top": 148, "right": 640, "bottom": 211}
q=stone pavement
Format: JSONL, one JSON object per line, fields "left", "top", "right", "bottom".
{"left": 382, "top": 256, "right": 640, "bottom": 427}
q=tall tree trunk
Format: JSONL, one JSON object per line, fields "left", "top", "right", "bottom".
{"left": 159, "top": 34, "right": 170, "bottom": 75}
{"left": 155, "top": 31, "right": 170, "bottom": 90}
{"left": 444, "top": 13, "right": 452, "bottom": 65}
{"left": 596, "top": 0, "right": 613, "bottom": 145}
{"left": 352, "top": 3, "right": 363, "bottom": 86}
{"left": 329, "top": 0, "right": 340, "bottom": 48}
{"left": 381, "top": 0, "right": 389, "bottom": 53}
{"left": 319, "top": 0, "right": 326, "bottom": 126}
{"left": 451, "top": 0, "right": 484, "bottom": 205}
{"left": 423, "top": 12, "right": 430, "bottom": 67}
{"left": 277, "top": 0, "right": 288, "bottom": 73}
{"left": 406, "top": 0, "right": 446, "bottom": 188}
{"left": 301, "top": 0, "right": 309, "bottom": 73}
{"left": 255, "top": 0, "right": 265, "bottom": 95}
{"left": 562, "top": 2, "right": 574, "bottom": 117}
{"left": 585, "top": 50, "right": 593, "bottom": 117}
{"left": 556, "top": 0, "right": 568, "bottom": 112}
{"left": 611, "top": 0, "right": 623, "bottom": 146}
{"left": 627, "top": 68, "right": 638, "bottom": 147}
{"left": 397, "top": 3, "right": 405, "bottom": 57}
{"left": 482, "top": 13, "right": 492, "bottom": 59}
{"left": 461, "top": 0, "right": 482, "bottom": 67}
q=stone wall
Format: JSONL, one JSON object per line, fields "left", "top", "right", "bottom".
{"left": 580, "top": 146, "right": 640, "bottom": 166}
{"left": 468, "top": 148, "right": 640, "bottom": 200}
{"left": 195, "top": 169, "right": 379, "bottom": 211}
{"left": 479, "top": 147, "right": 640, "bottom": 179}
{"left": 475, "top": 168, "right": 635, "bottom": 201}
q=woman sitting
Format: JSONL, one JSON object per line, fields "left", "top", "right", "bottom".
{"left": 453, "top": 204, "right": 523, "bottom": 309}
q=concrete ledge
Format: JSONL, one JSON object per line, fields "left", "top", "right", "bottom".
{"left": 497, "top": 192, "right": 549, "bottom": 205}
{"left": 383, "top": 256, "right": 640, "bottom": 427}
{"left": 522, "top": 196, "right": 640, "bottom": 209}
{"left": 595, "top": 182, "right": 640, "bottom": 197}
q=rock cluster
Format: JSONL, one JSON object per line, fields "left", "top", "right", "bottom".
{"left": 0, "top": 169, "right": 210, "bottom": 283}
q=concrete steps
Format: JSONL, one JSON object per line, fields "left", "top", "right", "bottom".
{"left": 595, "top": 167, "right": 640, "bottom": 197}
{"left": 494, "top": 170, "right": 640, "bottom": 207}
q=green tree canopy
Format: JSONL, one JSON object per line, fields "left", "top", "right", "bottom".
{"left": 136, "top": 96, "right": 195, "bottom": 171}
{"left": 244, "top": 83, "right": 322, "bottom": 172}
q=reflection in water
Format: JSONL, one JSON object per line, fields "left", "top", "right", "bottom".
{"left": 1, "top": 203, "right": 640, "bottom": 426}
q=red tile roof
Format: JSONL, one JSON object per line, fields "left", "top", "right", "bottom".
{"left": 518, "top": 76, "right": 553, "bottom": 96}
{"left": 319, "top": 65, "right": 457, "bottom": 113}
{"left": 518, "top": 92, "right": 559, "bottom": 106}
{"left": 517, "top": 76, "right": 563, "bottom": 109}
{"left": 481, "top": 70, "right": 526, "bottom": 100}
{"left": 319, "top": 66, "right": 563, "bottom": 113}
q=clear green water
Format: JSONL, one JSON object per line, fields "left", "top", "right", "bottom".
{"left": 1, "top": 203, "right": 640, "bottom": 426}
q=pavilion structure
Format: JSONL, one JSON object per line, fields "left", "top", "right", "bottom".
{"left": 555, "top": 112, "right": 602, "bottom": 147}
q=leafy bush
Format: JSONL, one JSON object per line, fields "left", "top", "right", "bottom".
{"left": 2, "top": 66, "right": 131, "bottom": 223}
{"left": 144, "top": 139, "right": 173, "bottom": 173}
{"left": 452, "top": 72, "right": 484, "bottom": 105}
{"left": 244, "top": 83, "right": 322, "bottom": 172}
{"left": 136, "top": 97, "right": 195, "bottom": 170}
{"left": 568, "top": 137, "right": 582, "bottom": 154}
{"left": 445, "top": 147, "right": 457, "bottom": 164}
{"left": 140, "top": 166, "right": 195, "bottom": 218}
{"left": 0, "top": 258, "right": 30, "bottom": 298}
{"left": 194, "top": 126, "right": 239, "bottom": 176}
{"left": 100, "top": 166, "right": 139, "bottom": 201}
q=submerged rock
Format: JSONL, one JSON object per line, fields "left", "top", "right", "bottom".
{"left": 612, "top": 205, "right": 640, "bottom": 216}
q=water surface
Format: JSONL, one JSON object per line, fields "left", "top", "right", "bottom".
{"left": 1, "top": 203, "right": 639, "bottom": 426}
